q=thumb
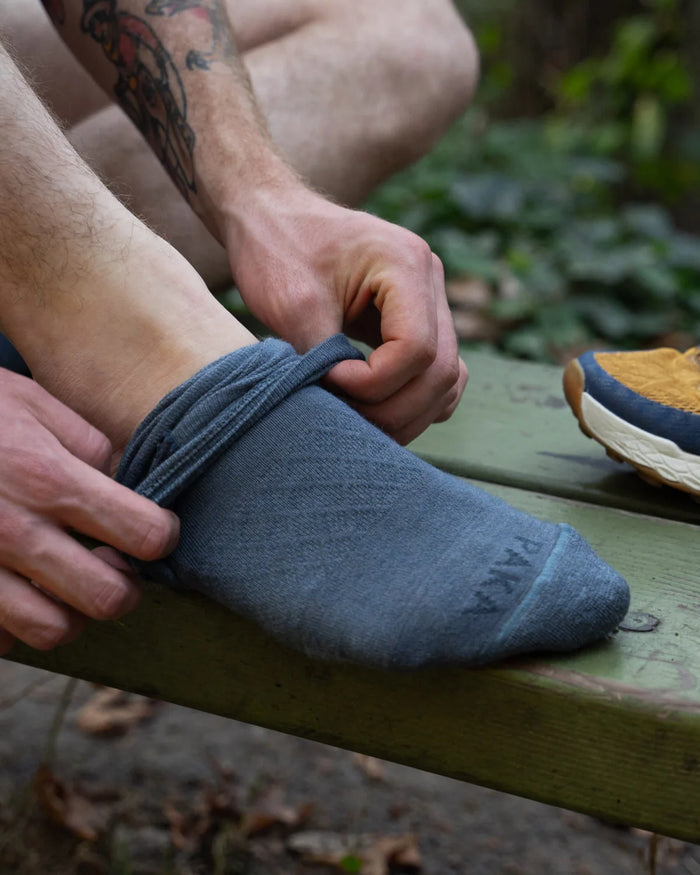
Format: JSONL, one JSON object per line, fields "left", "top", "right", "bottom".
{"left": 323, "top": 357, "right": 386, "bottom": 406}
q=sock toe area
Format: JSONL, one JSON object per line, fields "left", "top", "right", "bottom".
{"left": 493, "top": 525, "right": 630, "bottom": 659}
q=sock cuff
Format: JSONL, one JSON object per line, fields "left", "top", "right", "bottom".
{"left": 115, "top": 334, "right": 363, "bottom": 506}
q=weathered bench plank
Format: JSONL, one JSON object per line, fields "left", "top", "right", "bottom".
{"left": 8, "top": 480, "right": 700, "bottom": 842}
{"left": 411, "top": 349, "right": 700, "bottom": 525}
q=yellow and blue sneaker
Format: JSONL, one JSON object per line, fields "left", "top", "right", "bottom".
{"left": 563, "top": 347, "right": 700, "bottom": 496}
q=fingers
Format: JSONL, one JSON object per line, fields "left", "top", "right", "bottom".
{"left": 0, "top": 498, "right": 143, "bottom": 623}
{"left": 328, "top": 253, "right": 468, "bottom": 442}
{"left": 8, "top": 444, "right": 179, "bottom": 561}
{"left": 58, "top": 459, "right": 180, "bottom": 561}
{"left": 352, "top": 353, "right": 467, "bottom": 446}
{"left": 434, "top": 357, "right": 469, "bottom": 425}
{"left": 393, "top": 357, "right": 468, "bottom": 446}
{"left": 14, "top": 372, "right": 115, "bottom": 472}
{"left": 329, "top": 250, "right": 440, "bottom": 406}
{"left": 8, "top": 523, "right": 142, "bottom": 621}
{"left": 0, "top": 567, "right": 86, "bottom": 651}
{"left": 91, "top": 544, "right": 137, "bottom": 573}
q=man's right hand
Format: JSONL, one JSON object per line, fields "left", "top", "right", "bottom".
{"left": 225, "top": 188, "right": 468, "bottom": 445}
{"left": 0, "top": 369, "right": 179, "bottom": 655}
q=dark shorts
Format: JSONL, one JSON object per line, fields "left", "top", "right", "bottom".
{"left": 0, "top": 334, "right": 30, "bottom": 377}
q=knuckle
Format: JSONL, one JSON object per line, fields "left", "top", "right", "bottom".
{"left": 84, "top": 428, "right": 113, "bottom": 472}
{"left": 407, "top": 235, "right": 434, "bottom": 267}
{"left": 410, "top": 336, "right": 438, "bottom": 372}
{"left": 20, "top": 527, "right": 62, "bottom": 584}
{"left": 89, "top": 578, "right": 132, "bottom": 621}
{"left": 375, "top": 409, "right": 404, "bottom": 438}
{"left": 22, "top": 455, "right": 71, "bottom": 508}
{"left": 436, "top": 358, "right": 461, "bottom": 394}
{"left": 29, "top": 616, "right": 74, "bottom": 651}
{"left": 0, "top": 367, "right": 31, "bottom": 399}
{"left": 436, "top": 399, "right": 458, "bottom": 424}
{"left": 0, "top": 506, "right": 34, "bottom": 555}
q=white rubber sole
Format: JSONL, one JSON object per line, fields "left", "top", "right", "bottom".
{"left": 580, "top": 392, "right": 700, "bottom": 496}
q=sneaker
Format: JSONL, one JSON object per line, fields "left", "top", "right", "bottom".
{"left": 563, "top": 347, "right": 700, "bottom": 497}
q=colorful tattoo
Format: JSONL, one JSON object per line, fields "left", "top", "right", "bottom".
{"left": 81, "top": 0, "right": 196, "bottom": 199}
{"left": 145, "top": 0, "right": 232, "bottom": 71}
{"left": 42, "top": 0, "right": 66, "bottom": 26}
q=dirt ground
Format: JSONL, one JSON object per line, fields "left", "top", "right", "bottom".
{"left": 0, "top": 660, "right": 698, "bottom": 875}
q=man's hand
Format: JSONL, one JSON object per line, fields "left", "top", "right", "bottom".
{"left": 0, "top": 369, "right": 179, "bottom": 655}
{"left": 225, "top": 188, "right": 468, "bottom": 445}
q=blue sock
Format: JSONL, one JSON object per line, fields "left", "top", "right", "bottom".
{"left": 116, "top": 336, "right": 629, "bottom": 669}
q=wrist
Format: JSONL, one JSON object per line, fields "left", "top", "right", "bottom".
{"left": 218, "top": 174, "right": 325, "bottom": 258}
{"left": 207, "top": 156, "right": 304, "bottom": 243}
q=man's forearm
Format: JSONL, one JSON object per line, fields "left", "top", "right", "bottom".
{"left": 44, "top": 0, "right": 299, "bottom": 238}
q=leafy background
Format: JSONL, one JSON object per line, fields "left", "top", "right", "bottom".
{"left": 365, "top": 0, "right": 700, "bottom": 363}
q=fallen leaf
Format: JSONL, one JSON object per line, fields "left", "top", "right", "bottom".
{"left": 33, "top": 763, "right": 111, "bottom": 841}
{"left": 451, "top": 309, "right": 502, "bottom": 343}
{"left": 164, "top": 799, "right": 208, "bottom": 853}
{"left": 288, "top": 830, "right": 354, "bottom": 864}
{"left": 350, "top": 753, "right": 385, "bottom": 782}
{"left": 288, "top": 830, "right": 421, "bottom": 875}
{"left": 446, "top": 277, "right": 492, "bottom": 309}
{"left": 240, "top": 785, "right": 313, "bottom": 837}
{"left": 389, "top": 835, "right": 422, "bottom": 868}
{"left": 76, "top": 687, "right": 159, "bottom": 736}
{"left": 165, "top": 773, "right": 241, "bottom": 854}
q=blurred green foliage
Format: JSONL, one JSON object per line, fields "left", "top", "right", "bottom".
{"left": 365, "top": 0, "right": 700, "bottom": 361}
{"left": 550, "top": 0, "right": 699, "bottom": 199}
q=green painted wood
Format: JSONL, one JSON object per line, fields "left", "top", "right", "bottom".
{"left": 8, "top": 481, "right": 700, "bottom": 842}
{"left": 410, "top": 349, "right": 700, "bottom": 525}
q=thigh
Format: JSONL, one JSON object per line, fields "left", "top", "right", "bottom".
{"left": 0, "top": 0, "right": 107, "bottom": 127}
{"left": 3, "top": 0, "right": 328, "bottom": 122}
{"left": 230, "top": 0, "right": 465, "bottom": 49}
{"left": 229, "top": 0, "right": 342, "bottom": 51}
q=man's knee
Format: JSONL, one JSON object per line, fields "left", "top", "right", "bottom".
{"left": 423, "top": 2, "right": 480, "bottom": 120}
{"left": 397, "top": 2, "right": 478, "bottom": 128}
{"left": 357, "top": 0, "right": 479, "bottom": 161}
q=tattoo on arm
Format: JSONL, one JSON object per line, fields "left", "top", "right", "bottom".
{"left": 81, "top": 0, "right": 196, "bottom": 199}
{"left": 145, "top": 0, "right": 233, "bottom": 71}
{"left": 80, "top": 0, "right": 235, "bottom": 201}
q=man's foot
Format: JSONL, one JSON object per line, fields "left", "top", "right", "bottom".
{"left": 116, "top": 335, "right": 630, "bottom": 670}
{"left": 563, "top": 347, "right": 700, "bottom": 497}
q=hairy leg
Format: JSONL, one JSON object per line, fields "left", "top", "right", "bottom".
{"left": 0, "top": 39, "right": 256, "bottom": 455}
{"left": 2, "top": 0, "right": 478, "bottom": 286}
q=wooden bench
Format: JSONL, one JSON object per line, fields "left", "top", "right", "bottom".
{"left": 5, "top": 348, "right": 700, "bottom": 843}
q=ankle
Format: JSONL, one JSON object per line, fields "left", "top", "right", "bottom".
{"left": 12, "top": 229, "right": 257, "bottom": 453}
